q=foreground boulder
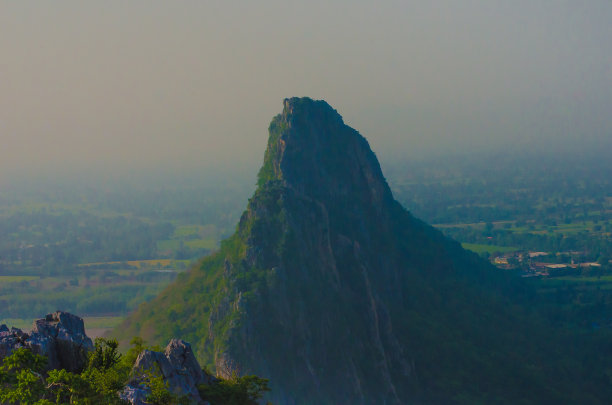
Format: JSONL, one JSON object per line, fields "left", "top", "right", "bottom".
{"left": 0, "top": 311, "right": 93, "bottom": 372}
{"left": 121, "top": 339, "right": 216, "bottom": 404}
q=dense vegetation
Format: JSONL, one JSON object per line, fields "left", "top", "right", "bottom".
{"left": 0, "top": 337, "right": 270, "bottom": 404}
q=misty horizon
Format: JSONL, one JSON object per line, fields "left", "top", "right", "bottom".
{"left": 1, "top": 1, "right": 611, "bottom": 182}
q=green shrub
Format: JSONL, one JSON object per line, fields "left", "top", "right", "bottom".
{"left": 199, "top": 373, "right": 271, "bottom": 405}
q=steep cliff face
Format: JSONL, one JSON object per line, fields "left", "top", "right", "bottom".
{"left": 118, "top": 98, "right": 612, "bottom": 404}
{"left": 220, "top": 98, "right": 442, "bottom": 403}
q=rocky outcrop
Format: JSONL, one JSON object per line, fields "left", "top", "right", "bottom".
{"left": 0, "top": 326, "right": 28, "bottom": 360}
{"left": 0, "top": 311, "right": 93, "bottom": 372}
{"left": 2, "top": 313, "right": 214, "bottom": 404}
{"left": 120, "top": 339, "right": 216, "bottom": 405}
{"left": 30, "top": 311, "right": 94, "bottom": 372}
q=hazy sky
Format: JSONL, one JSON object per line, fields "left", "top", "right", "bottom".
{"left": 1, "top": 1, "right": 611, "bottom": 181}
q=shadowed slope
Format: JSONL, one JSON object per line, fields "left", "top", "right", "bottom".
{"left": 116, "top": 98, "right": 612, "bottom": 404}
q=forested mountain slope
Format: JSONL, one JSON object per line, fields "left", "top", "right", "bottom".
{"left": 116, "top": 98, "right": 612, "bottom": 404}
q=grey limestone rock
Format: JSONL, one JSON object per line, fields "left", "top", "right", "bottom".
{"left": 0, "top": 328, "right": 27, "bottom": 360}
{"left": 28, "top": 311, "right": 94, "bottom": 372}
{"left": 0, "top": 311, "right": 93, "bottom": 372}
{"left": 121, "top": 339, "right": 214, "bottom": 405}
{"left": 119, "top": 385, "right": 150, "bottom": 405}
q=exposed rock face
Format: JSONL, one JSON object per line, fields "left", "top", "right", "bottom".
{"left": 0, "top": 311, "right": 93, "bottom": 372}
{"left": 216, "top": 97, "right": 429, "bottom": 403}
{"left": 30, "top": 311, "right": 94, "bottom": 372}
{"left": 121, "top": 339, "right": 216, "bottom": 405}
{"left": 118, "top": 98, "right": 488, "bottom": 403}
{"left": 0, "top": 326, "right": 28, "bottom": 360}
{"left": 120, "top": 98, "right": 610, "bottom": 404}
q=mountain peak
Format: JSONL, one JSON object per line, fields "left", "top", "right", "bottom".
{"left": 116, "top": 98, "right": 609, "bottom": 404}
{"left": 281, "top": 97, "right": 340, "bottom": 123}
{"left": 122, "top": 98, "right": 470, "bottom": 403}
{"left": 258, "top": 98, "right": 393, "bottom": 215}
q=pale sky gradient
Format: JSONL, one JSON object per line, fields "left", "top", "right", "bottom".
{"left": 1, "top": 1, "right": 611, "bottom": 181}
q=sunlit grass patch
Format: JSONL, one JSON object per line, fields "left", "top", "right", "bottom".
{"left": 461, "top": 243, "right": 518, "bottom": 254}
{"left": 126, "top": 259, "right": 173, "bottom": 268}
{"left": 79, "top": 259, "right": 175, "bottom": 269}
{"left": 84, "top": 316, "right": 124, "bottom": 330}
{"left": 0, "top": 275, "right": 39, "bottom": 284}
{"left": 545, "top": 275, "right": 612, "bottom": 284}
{"left": 0, "top": 318, "right": 34, "bottom": 330}
{"left": 157, "top": 239, "right": 180, "bottom": 251}
{"left": 173, "top": 225, "right": 201, "bottom": 237}
{"left": 185, "top": 238, "right": 217, "bottom": 250}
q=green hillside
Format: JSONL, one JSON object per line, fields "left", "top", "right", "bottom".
{"left": 116, "top": 98, "right": 612, "bottom": 404}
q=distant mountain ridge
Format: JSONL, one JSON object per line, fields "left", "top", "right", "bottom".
{"left": 117, "top": 97, "right": 612, "bottom": 404}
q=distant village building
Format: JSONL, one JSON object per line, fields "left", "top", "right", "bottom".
{"left": 529, "top": 252, "right": 549, "bottom": 258}
{"left": 580, "top": 262, "right": 602, "bottom": 267}
{"left": 494, "top": 257, "right": 509, "bottom": 265}
{"left": 545, "top": 264, "right": 568, "bottom": 270}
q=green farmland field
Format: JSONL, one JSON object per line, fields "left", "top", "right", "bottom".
{"left": 461, "top": 243, "right": 518, "bottom": 254}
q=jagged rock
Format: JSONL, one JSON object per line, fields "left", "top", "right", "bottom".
{"left": 0, "top": 328, "right": 26, "bottom": 360}
{"left": 118, "top": 385, "right": 150, "bottom": 405}
{"left": 0, "top": 324, "right": 8, "bottom": 333}
{"left": 165, "top": 339, "right": 218, "bottom": 386}
{"left": 0, "top": 311, "right": 93, "bottom": 372}
{"left": 121, "top": 339, "right": 214, "bottom": 404}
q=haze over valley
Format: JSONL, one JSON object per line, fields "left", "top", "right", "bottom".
{"left": 1, "top": 2, "right": 611, "bottom": 404}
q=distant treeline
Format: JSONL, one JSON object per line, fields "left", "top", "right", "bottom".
{"left": 387, "top": 151, "right": 611, "bottom": 225}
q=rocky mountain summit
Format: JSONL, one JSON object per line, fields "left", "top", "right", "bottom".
{"left": 117, "top": 97, "right": 612, "bottom": 404}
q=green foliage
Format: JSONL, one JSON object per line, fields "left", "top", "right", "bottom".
{"left": 46, "top": 369, "right": 92, "bottom": 404}
{"left": 0, "top": 337, "right": 199, "bottom": 404}
{"left": 199, "top": 373, "right": 271, "bottom": 405}
{"left": 119, "top": 337, "right": 190, "bottom": 405}
{"left": 31, "top": 337, "right": 129, "bottom": 404}
{"left": 88, "top": 338, "right": 121, "bottom": 371}
{"left": 145, "top": 371, "right": 177, "bottom": 404}
{"left": 80, "top": 338, "right": 130, "bottom": 403}
{"left": 257, "top": 115, "right": 285, "bottom": 187}
{"left": 0, "top": 348, "right": 49, "bottom": 405}
{"left": 138, "top": 368, "right": 190, "bottom": 405}
{"left": 121, "top": 336, "right": 147, "bottom": 368}
{"left": 0, "top": 347, "right": 47, "bottom": 375}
